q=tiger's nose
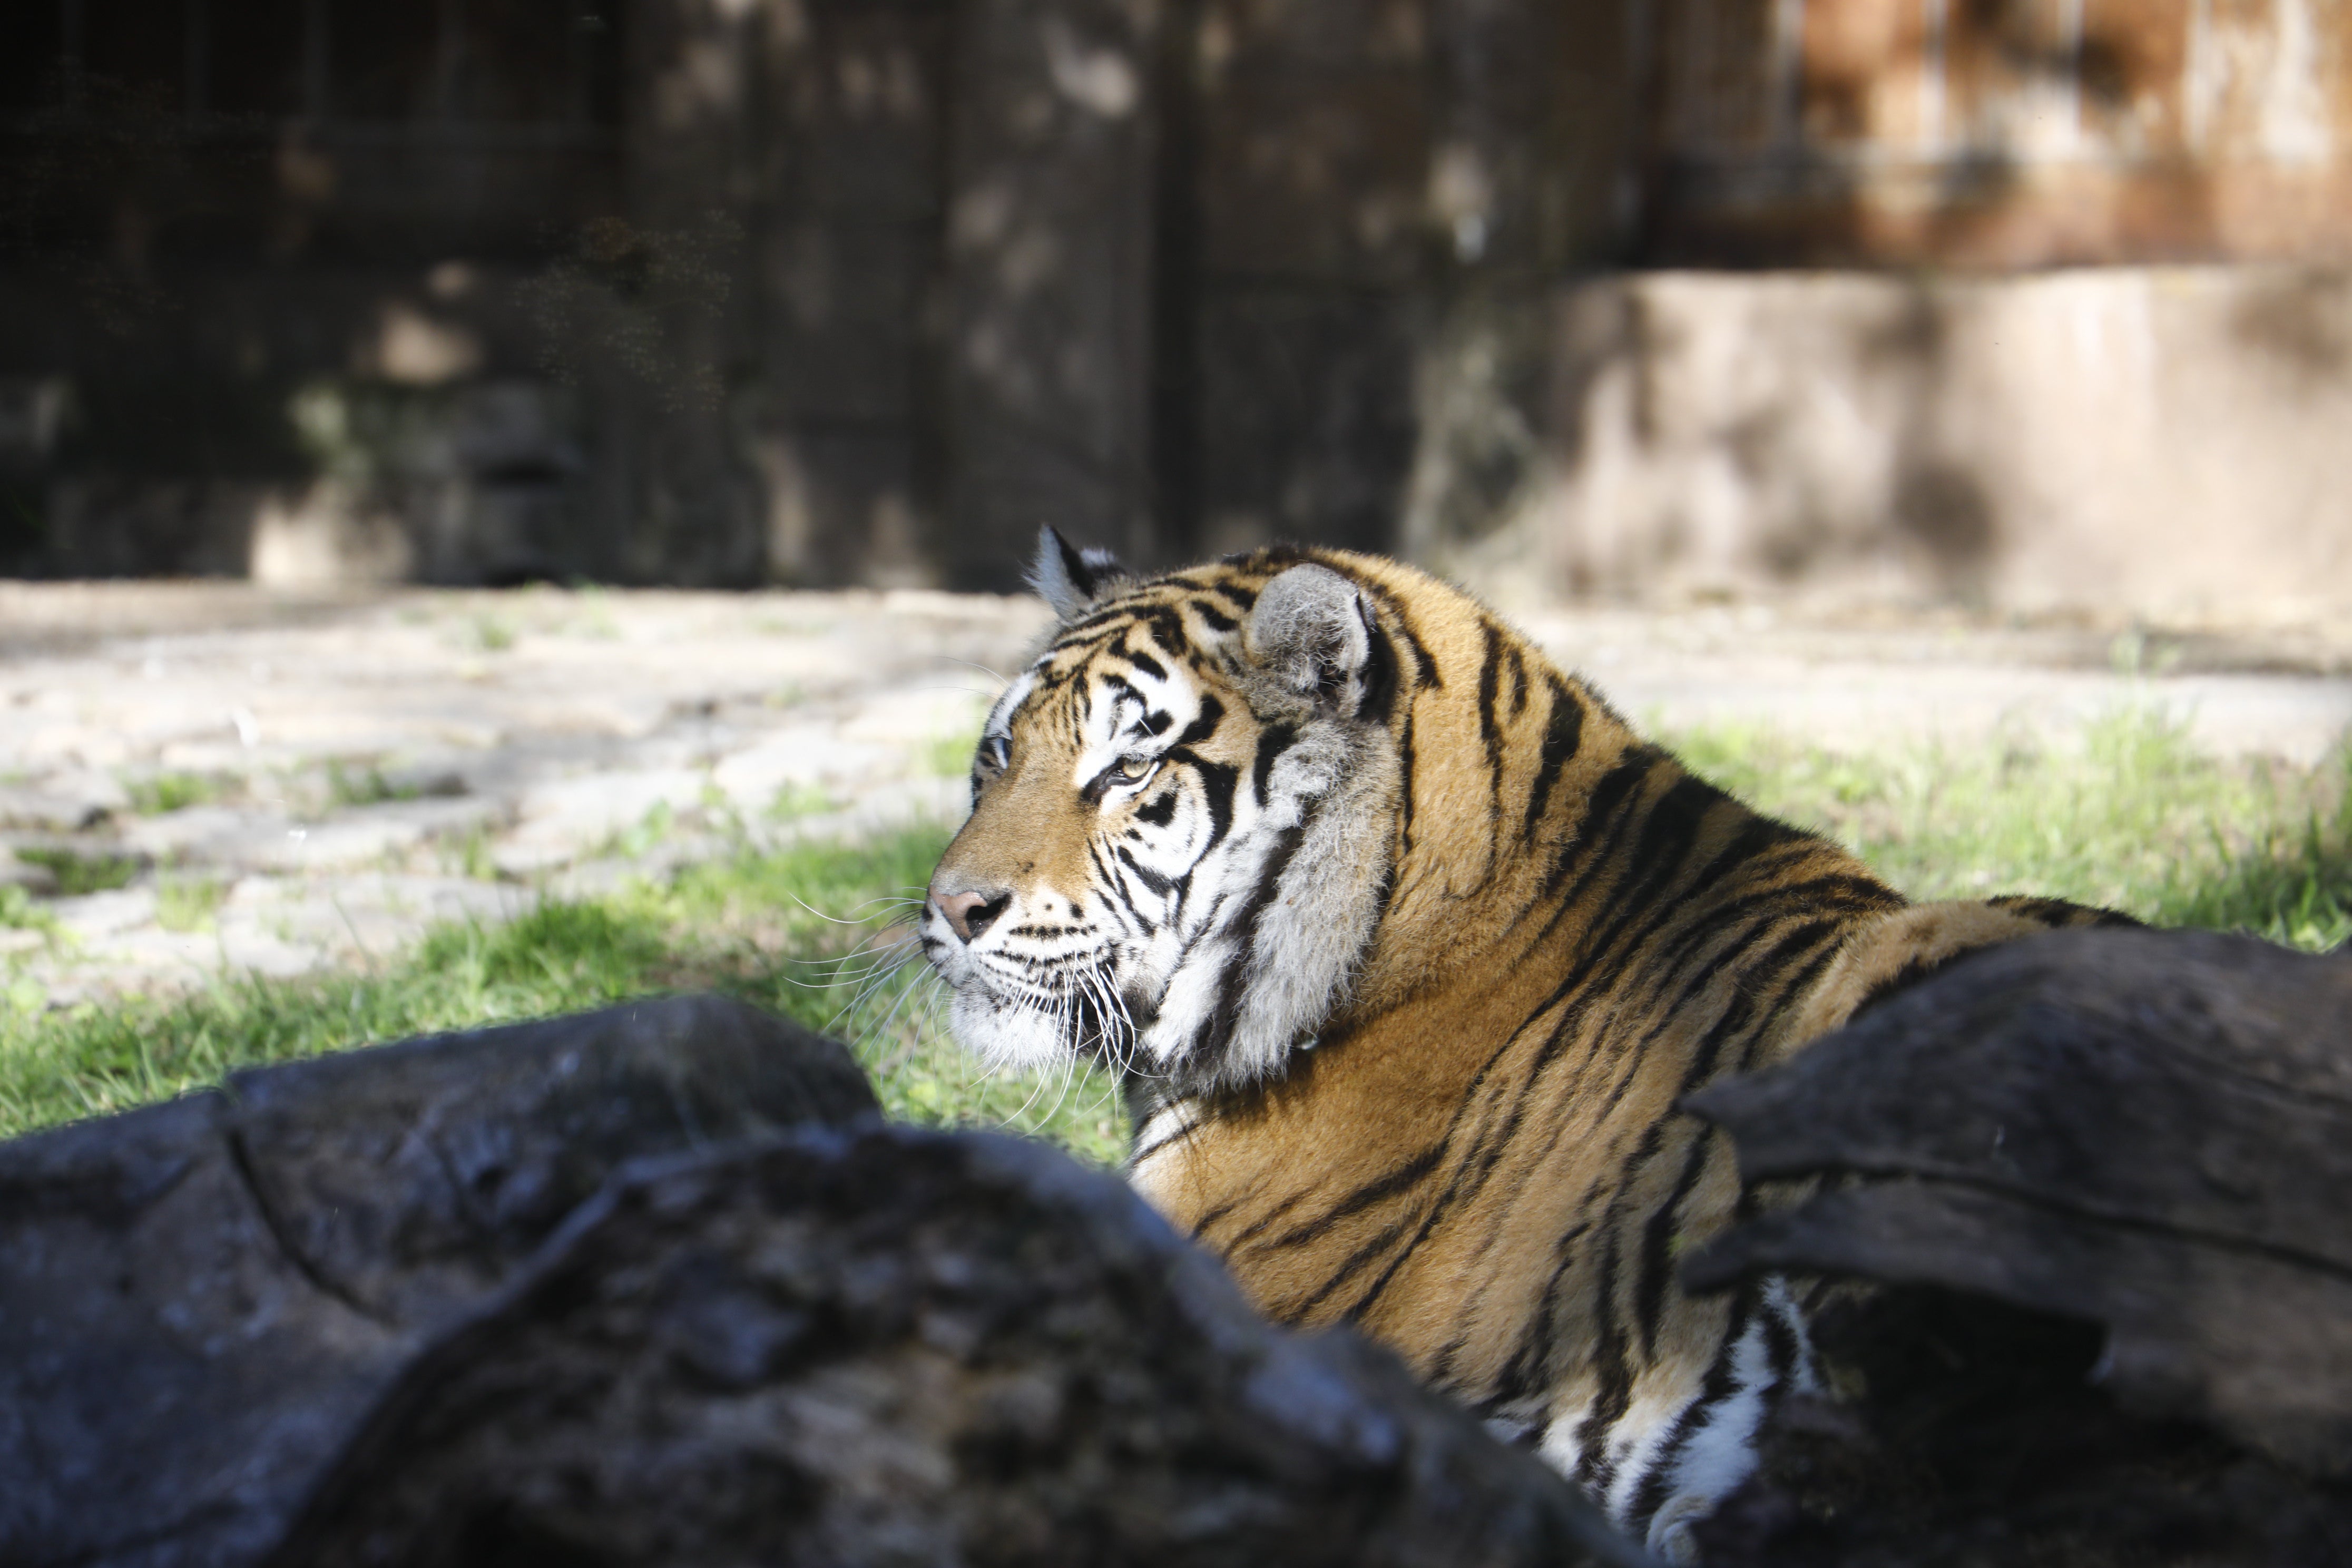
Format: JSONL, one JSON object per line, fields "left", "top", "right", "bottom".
{"left": 934, "top": 887, "right": 1012, "bottom": 943}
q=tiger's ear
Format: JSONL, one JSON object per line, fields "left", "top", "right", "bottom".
{"left": 1246, "top": 563, "right": 1380, "bottom": 716}
{"left": 1027, "top": 526, "right": 1131, "bottom": 623}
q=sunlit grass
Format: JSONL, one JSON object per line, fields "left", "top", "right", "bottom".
{"left": 0, "top": 824, "right": 1125, "bottom": 1162}
{"left": 1668, "top": 708, "right": 2352, "bottom": 950}
{"left": 3, "top": 707, "right": 2345, "bottom": 1162}
{"left": 12, "top": 847, "right": 141, "bottom": 898}
{"left": 125, "top": 771, "right": 223, "bottom": 816}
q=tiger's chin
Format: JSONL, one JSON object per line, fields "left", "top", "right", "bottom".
{"left": 942, "top": 940, "right": 1342, "bottom": 1095}
{"left": 943, "top": 964, "right": 1166, "bottom": 1078}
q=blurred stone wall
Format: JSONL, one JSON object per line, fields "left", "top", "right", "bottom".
{"left": 1413, "top": 268, "right": 2352, "bottom": 617}
{"left": 3, "top": 0, "right": 2350, "bottom": 606}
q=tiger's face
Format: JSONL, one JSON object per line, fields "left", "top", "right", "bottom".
{"left": 921, "top": 532, "right": 1401, "bottom": 1093}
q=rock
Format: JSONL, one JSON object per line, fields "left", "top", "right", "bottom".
{"left": 269, "top": 1124, "right": 1645, "bottom": 1568}
{"left": 1, "top": 846, "right": 58, "bottom": 895}
{"left": 0, "top": 777, "right": 126, "bottom": 831}
{"left": 1679, "top": 927, "right": 2352, "bottom": 1565}
{"left": 50, "top": 886, "right": 161, "bottom": 940}
{"left": 0, "top": 995, "right": 877, "bottom": 1568}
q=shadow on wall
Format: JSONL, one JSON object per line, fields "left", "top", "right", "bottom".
{"left": 0, "top": 0, "right": 953, "bottom": 591}
{"left": 1407, "top": 267, "right": 2352, "bottom": 616}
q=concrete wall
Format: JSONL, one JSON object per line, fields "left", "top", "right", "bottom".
{"left": 1410, "top": 267, "right": 2352, "bottom": 615}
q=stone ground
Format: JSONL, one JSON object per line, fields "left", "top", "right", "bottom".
{"left": 4, "top": 580, "right": 2350, "bottom": 1008}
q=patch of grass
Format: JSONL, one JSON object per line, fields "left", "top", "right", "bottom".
{"left": 766, "top": 781, "right": 836, "bottom": 821}
{"left": 1669, "top": 708, "right": 2352, "bottom": 950}
{"left": 155, "top": 877, "right": 227, "bottom": 934}
{"left": 0, "top": 824, "right": 1123, "bottom": 1163}
{"left": 9, "top": 709, "right": 2345, "bottom": 1163}
{"left": 443, "top": 824, "right": 499, "bottom": 881}
{"left": 604, "top": 799, "right": 679, "bottom": 861}
{"left": 13, "top": 847, "right": 141, "bottom": 898}
{"left": 125, "top": 772, "right": 222, "bottom": 816}
{"left": 926, "top": 727, "right": 984, "bottom": 779}
{"left": 473, "top": 614, "right": 517, "bottom": 652}
{"left": 1, "top": 885, "right": 60, "bottom": 935}
{"left": 325, "top": 761, "right": 423, "bottom": 810}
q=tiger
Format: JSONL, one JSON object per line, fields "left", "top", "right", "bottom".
{"left": 919, "top": 529, "right": 2128, "bottom": 1561}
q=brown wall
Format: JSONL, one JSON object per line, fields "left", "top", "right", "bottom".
{"left": 1648, "top": 0, "right": 2352, "bottom": 267}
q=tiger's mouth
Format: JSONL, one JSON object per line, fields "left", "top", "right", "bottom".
{"left": 919, "top": 900, "right": 1163, "bottom": 1074}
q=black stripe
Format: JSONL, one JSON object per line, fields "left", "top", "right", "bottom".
{"left": 1632, "top": 1125, "right": 1722, "bottom": 1363}
{"left": 1189, "top": 823, "right": 1308, "bottom": 1069}
{"left": 1395, "top": 706, "right": 1419, "bottom": 856}
{"left": 1173, "top": 694, "right": 1226, "bottom": 749}
{"left": 1627, "top": 1290, "right": 1756, "bottom": 1527}
{"left": 1115, "top": 845, "right": 1173, "bottom": 896}
{"left": 1353, "top": 576, "right": 1441, "bottom": 689}
{"left": 1191, "top": 760, "right": 1239, "bottom": 849}
{"left": 1219, "top": 1188, "right": 1312, "bottom": 1250}
{"left": 1521, "top": 674, "right": 1587, "bottom": 842}
{"left": 1357, "top": 622, "right": 1400, "bottom": 725}
{"left": 1259, "top": 1142, "right": 1446, "bottom": 1251}
{"left": 1572, "top": 1174, "right": 1645, "bottom": 1488}
{"left": 1478, "top": 623, "right": 1506, "bottom": 836}
{"left": 1251, "top": 722, "right": 1297, "bottom": 807}
{"left": 1286, "top": 1210, "right": 1423, "bottom": 1319}
{"left": 1534, "top": 754, "right": 1653, "bottom": 907}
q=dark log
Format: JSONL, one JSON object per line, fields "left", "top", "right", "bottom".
{"left": 267, "top": 1124, "right": 1646, "bottom": 1568}
{"left": 1679, "top": 927, "right": 2352, "bottom": 1565}
{"left": 1683, "top": 927, "right": 2352, "bottom": 1474}
{"left": 0, "top": 995, "right": 878, "bottom": 1568}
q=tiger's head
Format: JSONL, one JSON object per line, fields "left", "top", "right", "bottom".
{"left": 922, "top": 529, "right": 1403, "bottom": 1094}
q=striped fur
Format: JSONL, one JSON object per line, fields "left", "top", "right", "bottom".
{"left": 922, "top": 535, "right": 2129, "bottom": 1561}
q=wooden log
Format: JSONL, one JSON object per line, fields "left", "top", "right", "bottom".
{"left": 1683, "top": 927, "right": 2352, "bottom": 1479}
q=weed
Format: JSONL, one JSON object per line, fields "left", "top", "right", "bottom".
{"left": 0, "top": 885, "right": 60, "bottom": 935}
{"left": 155, "top": 878, "right": 227, "bottom": 934}
{"left": 604, "top": 799, "right": 678, "bottom": 861}
{"left": 125, "top": 773, "right": 221, "bottom": 816}
{"left": 325, "top": 762, "right": 422, "bottom": 810}
{"left": 14, "top": 847, "right": 140, "bottom": 898}
{"left": 766, "top": 782, "right": 835, "bottom": 821}
{"left": 445, "top": 825, "right": 499, "bottom": 881}
{"left": 926, "top": 727, "right": 984, "bottom": 780}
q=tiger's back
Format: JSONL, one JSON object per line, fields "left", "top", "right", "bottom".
{"left": 923, "top": 536, "right": 2126, "bottom": 1560}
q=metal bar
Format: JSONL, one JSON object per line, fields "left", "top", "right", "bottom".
{"left": 185, "top": 0, "right": 209, "bottom": 118}
{"left": 303, "top": 0, "right": 329, "bottom": 119}
{"left": 60, "top": 0, "right": 84, "bottom": 111}
{"left": 1770, "top": 0, "right": 1806, "bottom": 149}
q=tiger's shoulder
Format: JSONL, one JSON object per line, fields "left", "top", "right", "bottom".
{"left": 1780, "top": 893, "right": 2141, "bottom": 1060}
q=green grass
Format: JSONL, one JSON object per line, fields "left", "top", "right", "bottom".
{"left": 324, "top": 761, "right": 424, "bottom": 810}
{"left": 13, "top": 847, "right": 142, "bottom": 898}
{"left": 0, "top": 824, "right": 1127, "bottom": 1161}
{"left": 125, "top": 772, "right": 223, "bottom": 816}
{"left": 1, "top": 885, "right": 60, "bottom": 935}
{"left": 154, "top": 877, "right": 227, "bottom": 934}
{"left": 1667, "top": 709, "right": 2352, "bottom": 950}
{"left": 3, "top": 709, "right": 2345, "bottom": 1161}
